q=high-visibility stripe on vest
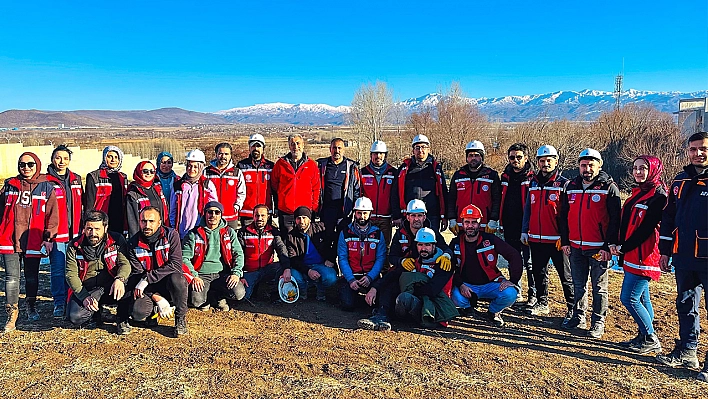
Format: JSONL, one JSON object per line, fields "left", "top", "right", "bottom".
{"left": 451, "top": 167, "right": 496, "bottom": 226}
{"left": 454, "top": 233, "right": 503, "bottom": 282}
{"left": 398, "top": 158, "right": 446, "bottom": 219}
{"left": 205, "top": 164, "right": 243, "bottom": 221}
{"left": 360, "top": 164, "right": 397, "bottom": 218}
{"left": 527, "top": 170, "right": 568, "bottom": 244}
{"left": 73, "top": 234, "right": 120, "bottom": 280}
{"left": 129, "top": 182, "right": 170, "bottom": 227}
{"left": 187, "top": 226, "right": 233, "bottom": 273}
{"left": 621, "top": 187, "right": 661, "bottom": 280}
{"left": 341, "top": 226, "right": 381, "bottom": 274}
{"left": 566, "top": 180, "right": 613, "bottom": 250}
{"left": 0, "top": 178, "right": 57, "bottom": 257}
{"left": 92, "top": 169, "right": 127, "bottom": 214}
{"left": 238, "top": 158, "right": 274, "bottom": 217}
{"left": 241, "top": 224, "right": 276, "bottom": 272}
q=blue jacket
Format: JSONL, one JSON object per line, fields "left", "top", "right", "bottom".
{"left": 337, "top": 222, "right": 386, "bottom": 283}
{"left": 659, "top": 165, "right": 708, "bottom": 270}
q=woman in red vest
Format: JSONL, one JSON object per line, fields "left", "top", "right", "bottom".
{"left": 126, "top": 161, "right": 169, "bottom": 237}
{"left": 1, "top": 152, "right": 61, "bottom": 331}
{"left": 84, "top": 146, "right": 128, "bottom": 235}
{"left": 612, "top": 155, "right": 667, "bottom": 354}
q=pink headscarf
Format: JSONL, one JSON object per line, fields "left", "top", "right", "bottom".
{"left": 634, "top": 155, "right": 665, "bottom": 191}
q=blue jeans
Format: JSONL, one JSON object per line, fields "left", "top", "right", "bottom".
{"left": 290, "top": 264, "right": 337, "bottom": 297}
{"left": 242, "top": 262, "right": 283, "bottom": 300}
{"left": 451, "top": 282, "right": 518, "bottom": 314}
{"left": 49, "top": 242, "right": 68, "bottom": 307}
{"left": 620, "top": 271, "right": 654, "bottom": 335}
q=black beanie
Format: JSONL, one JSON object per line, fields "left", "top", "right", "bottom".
{"left": 293, "top": 206, "right": 312, "bottom": 219}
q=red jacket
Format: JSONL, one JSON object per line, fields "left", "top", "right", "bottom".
{"left": 271, "top": 155, "right": 321, "bottom": 215}
{"left": 524, "top": 170, "right": 569, "bottom": 244}
{"left": 564, "top": 172, "right": 621, "bottom": 250}
{"left": 205, "top": 163, "right": 246, "bottom": 222}
{"left": 448, "top": 166, "right": 501, "bottom": 227}
{"left": 621, "top": 187, "right": 662, "bottom": 280}
{"left": 187, "top": 226, "right": 234, "bottom": 273}
{"left": 360, "top": 164, "right": 398, "bottom": 219}
{"left": 237, "top": 157, "right": 275, "bottom": 218}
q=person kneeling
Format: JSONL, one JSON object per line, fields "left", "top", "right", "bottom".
{"left": 65, "top": 211, "right": 132, "bottom": 334}
{"left": 183, "top": 202, "right": 245, "bottom": 311}
{"left": 450, "top": 205, "right": 523, "bottom": 327}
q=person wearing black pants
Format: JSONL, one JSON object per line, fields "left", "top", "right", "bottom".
{"left": 528, "top": 242, "right": 573, "bottom": 311}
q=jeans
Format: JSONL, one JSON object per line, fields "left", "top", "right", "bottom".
{"left": 569, "top": 247, "right": 609, "bottom": 325}
{"left": 529, "top": 242, "right": 574, "bottom": 308}
{"left": 188, "top": 272, "right": 246, "bottom": 308}
{"left": 451, "top": 282, "right": 518, "bottom": 314}
{"left": 290, "top": 264, "right": 338, "bottom": 297}
{"left": 674, "top": 268, "right": 708, "bottom": 350}
{"left": 339, "top": 277, "right": 373, "bottom": 310}
{"left": 3, "top": 253, "right": 41, "bottom": 306}
{"left": 131, "top": 273, "right": 188, "bottom": 321}
{"left": 242, "top": 262, "right": 283, "bottom": 300}
{"left": 49, "top": 242, "right": 69, "bottom": 307}
{"left": 619, "top": 271, "right": 654, "bottom": 335}
{"left": 66, "top": 284, "right": 131, "bottom": 325}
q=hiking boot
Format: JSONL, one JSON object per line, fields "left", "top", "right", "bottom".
{"left": 173, "top": 317, "right": 187, "bottom": 337}
{"left": 53, "top": 304, "right": 65, "bottom": 319}
{"left": 529, "top": 303, "right": 550, "bottom": 316}
{"left": 484, "top": 311, "right": 504, "bottom": 327}
{"left": 116, "top": 321, "right": 132, "bottom": 335}
{"left": 214, "top": 299, "right": 230, "bottom": 312}
{"left": 656, "top": 340, "right": 699, "bottom": 369}
{"left": 629, "top": 333, "right": 662, "bottom": 354}
{"left": 562, "top": 314, "right": 586, "bottom": 330}
{"left": 618, "top": 333, "right": 642, "bottom": 348}
{"left": 26, "top": 298, "right": 40, "bottom": 322}
{"left": 3, "top": 304, "right": 19, "bottom": 333}
{"left": 357, "top": 314, "right": 391, "bottom": 331}
{"left": 697, "top": 358, "right": 708, "bottom": 383}
{"left": 587, "top": 323, "right": 605, "bottom": 339}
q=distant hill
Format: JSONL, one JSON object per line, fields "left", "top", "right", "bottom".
{"left": 0, "top": 107, "right": 225, "bottom": 127}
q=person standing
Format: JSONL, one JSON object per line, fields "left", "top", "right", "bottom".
{"left": 655, "top": 132, "right": 708, "bottom": 382}
{"left": 156, "top": 151, "right": 178, "bottom": 212}
{"left": 126, "top": 161, "right": 169, "bottom": 237}
{"left": 205, "top": 143, "right": 246, "bottom": 230}
{"left": 169, "top": 149, "right": 218, "bottom": 239}
{"left": 84, "top": 146, "right": 128, "bottom": 235}
{"left": 237, "top": 134, "right": 275, "bottom": 226}
{"left": 359, "top": 140, "right": 398, "bottom": 250}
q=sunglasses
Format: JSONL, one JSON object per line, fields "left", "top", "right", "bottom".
{"left": 18, "top": 162, "right": 36, "bottom": 168}
{"left": 142, "top": 169, "right": 156, "bottom": 175}
{"left": 206, "top": 209, "right": 222, "bottom": 215}
{"left": 508, "top": 155, "right": 524, "bottom": 160}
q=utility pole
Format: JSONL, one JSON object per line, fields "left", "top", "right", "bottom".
{"left": 614, "top": 58, "right": 624, "bottom": 111}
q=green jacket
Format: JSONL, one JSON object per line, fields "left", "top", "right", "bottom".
{"left": 399, "top": 271, "right": 459, "bottom": 323}
{"left": 182, "top": 218, "right": 244, "bottom": 277}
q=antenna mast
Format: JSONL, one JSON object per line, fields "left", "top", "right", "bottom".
{"left": 614, "top": 59, "right": 624, "bottom": 111}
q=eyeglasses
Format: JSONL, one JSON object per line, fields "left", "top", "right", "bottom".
{"left": 160, "top": 160, "right": 173, "bottom": 164}
{"left": 413, "top": 145, "right": 429, "bottom": 151}
{"left": 206, "top": 209, "right": 222, "bottom": 215}
{"left": 141, "top": 169, "right": 155, "bottom": 175}
{"left": 18, "top": 162, "right": 36, "bottom": 168}
{"left": 508, "top": 155, "right": 524, "bottom": 161}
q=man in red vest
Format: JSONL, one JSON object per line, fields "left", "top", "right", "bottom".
{"left": 182, "top": 201, "right": 245, "bottom": 312}
{"left": 205, "top": 143, "right": 246, "bottom": 230}
{"left": 65, "top": 210, "right": 132, "bottom": 334}
{"left": 450, "top": 205, "right": 522, "bottom": 327}
{"left": 237, "top": 134, "right": 275, "bottom": 226}
{"left": 560, "top": 148, "right": 621, "bottom": 339}
{"left": 128, "top": 207, "right": 188, "bottom": 337}
{"left": 238, "top": 204, "right": 290, "bottom": 301}
{"left": 360, "top": 140, "right": 399, "bottom": 249}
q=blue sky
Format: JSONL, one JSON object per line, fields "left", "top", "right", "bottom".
{"left": 1, "top": 1, "right": 706, "bottom": 112}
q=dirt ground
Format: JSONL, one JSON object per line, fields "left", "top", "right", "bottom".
{"left": 1, "top": 262, "right": 707, "bottom": 399}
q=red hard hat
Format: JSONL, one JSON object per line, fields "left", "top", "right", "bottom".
{"left": 459, "top": 204, "right": 483, "bottom": 221}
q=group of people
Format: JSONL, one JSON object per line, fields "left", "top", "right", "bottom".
{"left": 1, "top": 130, "right": 706, "bottom": 381}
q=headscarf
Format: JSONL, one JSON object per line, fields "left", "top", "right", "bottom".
{"left": 634, "top": 155, "right": 665, "bottom": 191}
{"left": 156, "top": 151, "right": 176, "bottom": 180}
{"left": 132, "top": 160, "right": 157, "bottom": 188}
{"left": 99, "top": 145, "right": 124, "bottom": 173}
{"left": 17, "top": 152, "right": 42, "bottom": 180}
{"left": 184, "top": 161, "right": 205, "bottom": 184}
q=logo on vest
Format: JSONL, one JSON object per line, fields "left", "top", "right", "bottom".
{"left": 386, "top": 179, "right": 392, "bottom": 184}
{"left": 591, "top": 194, "right": 601, "bottom": 203}
{"left": 482, "top": 185, "right": 489, "bottom": 192}
{"left": 245, "top": 175, "right": 252, "bottom": 182}
{"left": 370, "top": 243, "right": 376, "bottom": 249}
{"left": 549, "top": 193, "right": 557, "bottom": 201}
{"left": 487, "top": 254, "right": 494, "bottom": 261}
{"left": 530, "top": 194, "right": 536, "bottom": 203}
{"left": 483, "top": 240, "right": 491, "bottom": 247}
{"left": 228, "top": 180, "right": 235, "bottom": 186}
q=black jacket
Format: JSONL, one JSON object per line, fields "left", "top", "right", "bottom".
{"left": 285, "top": 221, "right": 335, "bottom": 273}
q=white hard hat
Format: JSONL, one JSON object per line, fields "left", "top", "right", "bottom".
{"left": 278, "top": 277, "right": 299, "bottom": 303}
{"left": 578, "top": 148, "right": 603, "bottom": 165}
{"left": 406, "top": 199, "right": 427, "bottom": 214}
{"left": 465, "top": 140, "right": 485, "bottom": 155}
{"left": 412, "top": 134, "right": 430, "bottom": 146}
{"left": 248, "top": 133, "right": 266, "bottom": 146}
{"left": 185, "top": 149, "right": 206, "bottom": 163}
{"left": 370, "top": 140, "right": 388, "bottom": 153}
{"left": 536, "top": 145, "right": 558, "bottom": 158}
{"left": 415, "top": 227, "right": 437, "bottom": 244}
{"left": 353, "top": 197, "right": 374, "bottom": 211}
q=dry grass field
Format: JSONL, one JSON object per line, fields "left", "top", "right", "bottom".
{"left": 1, "top": 261, "right": 706, "bottom": 399}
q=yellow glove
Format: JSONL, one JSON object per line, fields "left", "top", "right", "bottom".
{"left": 485, "top": 220, "right": 499, "bottom": 234}
{"left": 401, "top": 258, "right": 416, "bottom": 271}
{"left": 448, "top": 219, "right": 460, "bottom": 235}
{"left": 436, "top": 254, "right": 452, "bottom": 272}
{"left": 555, "top": 239, "right": 562, "bottom": 251}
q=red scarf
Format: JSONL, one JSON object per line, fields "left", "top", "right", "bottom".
{"left": 133, "top": 160, "right": 157, "bottom": 189}
{"left": 635, "top": 155, "right": 665, "bottom": 192}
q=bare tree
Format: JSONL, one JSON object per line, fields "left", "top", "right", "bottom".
{"left": 348, "top": 81, "right": 394, "bottom": 162}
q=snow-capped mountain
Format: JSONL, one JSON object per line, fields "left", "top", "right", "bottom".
{"left": 216, "top": 89, "right": 708, "bottom": 124}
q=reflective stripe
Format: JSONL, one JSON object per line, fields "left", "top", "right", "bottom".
{"left": 455, "top": 178, "right": 471, "bottom": 183}
{"left": 26, "top": 250, "right": 43, "bottom": 255}
{"left": 570, "top": 239, "right": 604, "bottom": 247}
{"left": 476, "top": 245, "right": 495, "bottom": 253}
{"left": 566, "top": 189, "right": 609, "bottom": 195}
{"left": 634, "top": 204, "right": 648, "bottom": 210}
{"left": 529, "top": 234, "right": 561, "bottom": 240}
{"left": 399, "top": 239, "right": 408, "bottom": 244}
{"left": 624, "top": 261, "right": 661, "bottom": 272}
{"left": 76, "top": 255, "right": 84, "bottom": 260}
{"left": 659, "top": 236, "right": 673, "bottom": 241}
{"left": 501, "top": 182, "right": 509, "bottom": 186}
{"left": 372, "top": 214, "right": 392, "bottom": 218}
{"left": 95, "top": 183, "right": 112, "bottom": 187}
{"left": 344, "top": 237, "right": 380, "bottom": 243}
{"left": 55, "top": 233, "right": 69, "bottom": 239}
{"left": 476, "top": 178, "right": 494, "bottom": 183}
{"left": 155, "top": 244, "right": 170, "bottom": 252}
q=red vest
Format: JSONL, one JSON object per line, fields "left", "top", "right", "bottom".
{"left": 341, "top": 226, "right": 381, "bottom": 274}
{"left": 527, "top": 170, "right": 567, "bottom": 244}
{"left": 241, "top": 224, "right": 277, "bottom": 272}
{"left": 129, "top": 182, "right": 170, "bottom": 227}
{"left": 451, "top": 167, "right": 496, "bottom": 226}
{"left": 73, "top": 234, "right": 119, "bottom": 280}
{"left": 238, "top": 158, "right": 274, "bottom": 217}
{"left": 398, "top": 158, "right": 446, "bottom": 219}
{"left": 46, "top": 177, "right": 70, "bottom": 243}
{"left": 48, "top": 171, "right": 83, "bottom": 239}
{"left": 396, "top": 226, "right": 413, "bottom": 255}
{"left": 92, "top": 169, "right": 127, "bottom": 214}
{"left": 454, "top": 234, "right": 503, "bottom": 282}
{"left": 621, "top": 187, "right": 662, "bottom": 280}
{"left": 173, "top": 176, "right": 212, "bottom": 230}
{"left": 188, "top": 226, "right": 234, "bottom": 272}
{"left": 567, "top": 179, "right": 614, "bottom": 250}
{"left": 499, "top": 169, "right": 532, "bottom": 228}
{"left": 0, "top": 178, "right": 58, "bottom": 256}
{"left": 205, "top": 164, "right": 242, "bottom": 221}
{"left": 360, "top": 164, "right": 397, "bottom": 218}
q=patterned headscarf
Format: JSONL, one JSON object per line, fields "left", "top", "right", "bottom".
{"left": 634, "top": 155, "right": 665, "bottom": 191}
{"left": 99, "top": 145, "right": 124, "bottom": 173}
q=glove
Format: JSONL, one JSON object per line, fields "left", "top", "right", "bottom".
{"left": 436, "top": 253, "right": 452, "bottom": 272}
{"left": 448, "top": 219, "right": 460, "bottom": 235}
{"left": 485, "top": 220, "right": 499, "bottom": 234}
{"left": 401, "top": 258, "right": 416, "bottom": 272}
{"left": 555, "top": 239, "right": 562, "bottom": 251}
{"left": 135, "top": 278, "right": 148, "bottom": 292}
{"left": 520, "top": 233, "right": 529, "bottom": 246}
{"left": 155, "top": 298, "right": 175, "bottom": 320}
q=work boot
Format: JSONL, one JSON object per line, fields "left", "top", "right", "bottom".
{"left": 529, "top": 302, "right": 550, "bottom": 316}
{"left": 587, "top": 323, "right": 605, "bottom": 339}
{"left": 484, "top": 311, "right": 504, "bottom": 327}
{"left": 656, "top": 340, "right": 700, "bottom": 369}
{"left": 214, "top": 299, "right": 230, "bottom": 312}
{"left": 562, "top": 314, "right": 586, "bottom": 330}
{"left": 173, "top": 317, "right": 188, "bottom": 337}
{"left": 618, "top": 333, "right": 642, "bottom": 348}
{"left": 53, "top": 304, "right": 65, "bottom": 319}
{"left": 3, "top": 304, "right": 19, "bottom": 333}
{"left": 525, "top": 296, "right": 538, "bottom": 309}
{"left": 697, "top": 355, "right": 708, "bottom": 383}
{"left": 630, "top": 333, "right": 662, "bottom": 354}
{"left": 26, "top": 298, "right": 40, "bottom": 322}
{"left": 116, "top": 320, "right": 132, "bottom": 336}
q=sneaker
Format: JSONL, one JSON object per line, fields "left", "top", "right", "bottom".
{"left": 561, "top": 309, "right": 573, "bottom": 326}
{"left": 52, "top": 304, "right": 65, "bottom": 319}
{"left": 214, "top": 299, "right": 230, "bottom": 312}
{"left": 629, "top": 333, "right": 662, "bottom": 354}
{"left": 587, "top": 323, "right": 605, "bottom": 339}
{"left": 618, "top": 333, "right": 642, "bottom": 348}
{"left": 562, "top": 314, "right": 586, "bottom": 330}
{"left": 656, "top": 340, "right": 699, "bottom": 369}
{"left": 484, "top": 311, "right": 504, "bottom": 327}
{"left": 357, "top": 314, "right": 392, "bottom": 331}
{"left": 529, "top": 303, "right": 550, "bottom": 316}
{"left": 525, "top": 296, "right": 538, "bottom": 309}
{"left": 197, "top": 304, "right": 211, "bottom": 312}
{"left": 116, "top": 321, "right": 132, "bottom": 335}
{"left": 26, "top": 302, "right": 40, "bottom": 322}
{"left": 173, "top": 317, "right": 188, "bottom": 337}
